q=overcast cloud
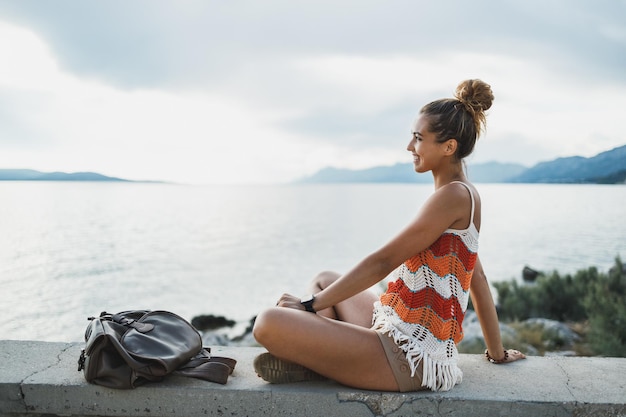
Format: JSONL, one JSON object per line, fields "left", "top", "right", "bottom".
{"left": 0, "top": 0, "right": 624, "bottom": 183}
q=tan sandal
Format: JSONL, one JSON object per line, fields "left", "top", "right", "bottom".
{"left": 253, "top": 352, "right": 327, "bottom": 384}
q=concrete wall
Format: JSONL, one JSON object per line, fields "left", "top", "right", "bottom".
{"left": 0, "top": 340, "right": 625, "bottom": 417}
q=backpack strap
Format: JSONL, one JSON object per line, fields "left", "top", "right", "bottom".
{"left": 174, "top": 348, "right": 237, "bottom": 385}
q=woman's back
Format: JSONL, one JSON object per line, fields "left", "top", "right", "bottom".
{"left": 373, "top": 181, "right": 479, "bottom": 391}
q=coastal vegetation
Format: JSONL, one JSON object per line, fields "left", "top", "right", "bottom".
{"left": 486, "top": 257, "right": 626, "bottom": 357}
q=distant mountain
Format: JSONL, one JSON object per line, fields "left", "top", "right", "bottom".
{"left": 299, "top": 144, "right": 626, "bottom": 184}
{"left": 592, "top": 169, "right": 626, "bottom": 184}
{"left": 0, "top": 169, "right": 129, "bottom": 182}
{"left": 509, "top": 144, "right": 626, "bottom": 183}
{"left": 301, "top": 163, "right": 430, "bottom": 183}
{"left": 466, "top": 162, "right": 528, "bottom": 183}
{"left": 299, "top": 161, "right": 528, "bottom": 184}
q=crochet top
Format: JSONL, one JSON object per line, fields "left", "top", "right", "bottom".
{"left": 372, "top": 181, "right": 479, "bottom": 391}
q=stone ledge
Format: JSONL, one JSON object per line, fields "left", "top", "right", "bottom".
{"left": 0, "top": 340, "right": 625, "bottom": 417}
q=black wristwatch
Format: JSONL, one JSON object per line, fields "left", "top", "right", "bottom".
{"left": 300, "top": 295, "right": 316, "bottom": 313}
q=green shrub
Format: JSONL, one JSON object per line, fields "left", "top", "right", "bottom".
{"left": 493, "top": 270, "right": 588, "bottom": 322}
{"left": 492, "top": 257, "right": 625, "bottom": 357}
{"left": 583, "top": 260, "right": 626, "bottom": 357}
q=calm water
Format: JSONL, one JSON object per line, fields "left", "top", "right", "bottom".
{"left": 1, "top": 182, "right": 624, "bottom": 342}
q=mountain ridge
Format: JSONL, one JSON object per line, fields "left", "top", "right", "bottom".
{"left": 3, "top": 144, "right": 624, "bottom": 184}
{"left": 0, "top": 169, "right": 129, "bottom": 182}
{"left": 299, "top": 144, "right": 626, "bottom": 184}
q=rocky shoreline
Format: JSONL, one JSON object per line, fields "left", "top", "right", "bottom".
{"left": 192, "top": 314, "right": 258, "bottom": 347}
{"left": 458, "top": 311, "right": 586, "bottom": 357}
{"left": 192, "top": 311, "right": 587, "bottom": 357}
{"left": 194, "top": 261, "right": 624, "bottom": 357}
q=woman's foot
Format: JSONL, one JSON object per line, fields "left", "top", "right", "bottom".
{"left": 253, "top": 352, "right": 327, "bottom": 384}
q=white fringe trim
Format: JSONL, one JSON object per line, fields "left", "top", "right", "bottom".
{"left": 373, "top": 305, "right": 463, "bottom": 392}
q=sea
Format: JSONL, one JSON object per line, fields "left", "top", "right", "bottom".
{"left": 1, "top": 181, "right": 624, "bottom": 343}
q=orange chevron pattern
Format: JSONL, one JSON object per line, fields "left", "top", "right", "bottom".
{"left": 403, "top": 252, "right": 474, "bottom": 291}
{"left": 428, "top": 233, "right": 476, "bottom": 261}
{"left": 384, "top": 284, "right": 464, "bottom": 320}
{"left": 380, "top": 293, "right": 464, "bottom": 343}
{"left": 380, "top": 231, "right": 477, "bottom": 345}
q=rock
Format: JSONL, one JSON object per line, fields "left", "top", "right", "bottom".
{"left": 191, "top": 314, "right": 236, "bottom": 331}
{"left": 201, "top": 332, "right": 232, "bottom": 346}
{"left": 518, "top": 318, "right": 581, "bottom": 350}
{"left": 522, "top": 266, "right": 540, "bottom": 282}
{"left": 609, "top": 262, "right": 626, "bottom": 277}
{"left": 199, "top": 316, "right": 259, "bottom": 347}
{"left": 458, "top": 310, "right": 518, "bottom": 354}
{"left": 230, "top": 317, "right": 256, "bottom": 343}
{"left": 459, "top": 311, "right": 584, "bottom": 356}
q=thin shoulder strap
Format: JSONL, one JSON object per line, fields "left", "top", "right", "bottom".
{"left": 450, "top": 181, "right": 475, "bottom": 226}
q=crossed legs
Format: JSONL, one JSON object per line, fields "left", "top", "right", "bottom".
{"left": 253, "top": 271, "right": 400, "bottom": 391}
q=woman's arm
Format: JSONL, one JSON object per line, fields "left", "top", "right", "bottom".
{"left": 470, "top": 256, "right": 526, "bottom": 363}
{"left": 311, "top": 183, "right": 473, "bottom": 312}
{"left": 279, "top": 183, "right": 472, "bottom": 312}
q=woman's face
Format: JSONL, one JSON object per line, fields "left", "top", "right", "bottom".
{"left": 407, "top": 115, "right": 446, "bottom": 173}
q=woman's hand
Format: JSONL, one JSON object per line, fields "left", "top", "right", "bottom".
{"left": 506, "top": 349, "right": 526, "bottom": 362}
{"left": 485, "top": 348, "right": 526, "bottom": 364}
{"left": 275, "top": 293, "right": 306, "bottom": 311}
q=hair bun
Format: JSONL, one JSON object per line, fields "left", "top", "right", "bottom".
{"left": 454, "top": 79, "right": 494, "bottom": 113}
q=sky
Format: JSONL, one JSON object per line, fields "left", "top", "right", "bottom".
{"left": 0, "top": 0, "right": 625, "bottom": 184}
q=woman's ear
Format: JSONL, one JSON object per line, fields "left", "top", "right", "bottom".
{"left": 444, "top": 139, "right": 458, "bottom": 156}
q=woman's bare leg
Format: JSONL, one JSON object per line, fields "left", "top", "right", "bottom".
{"left": 307, "top": 271, "right": 380, "bottom": 328}
{"left": 253, "top": 306, "right": 399, "bottom": 391}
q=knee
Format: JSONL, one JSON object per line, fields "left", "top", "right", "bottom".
{"left": 252, "top": 308, "right": 281, "bottom": 347}
{"left": 310, "top": 270, "right": 341, "bottom": 291}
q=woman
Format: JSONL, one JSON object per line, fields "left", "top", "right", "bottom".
{"left": 252, "top": 79, "right": 526, "bottom": 392}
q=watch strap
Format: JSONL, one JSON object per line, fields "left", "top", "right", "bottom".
{"left": 300, "top": 295, "right": 316, "bottom": 313}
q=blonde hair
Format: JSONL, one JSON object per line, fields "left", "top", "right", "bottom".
{"left": 420, "top": 79, "right": 494, "bottom": 160}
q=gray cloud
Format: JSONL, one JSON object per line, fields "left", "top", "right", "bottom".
{"left": 0, "top": 0, "right": 624, "bottom": 181}
{"left": 0, "top": 94, "right": 53, "bottom": 147}
{"left": 283, "top": 101, "right": 417, "bottom": 146}
{"left": 1, "top": 0, "right": 623, "bottom": 89}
